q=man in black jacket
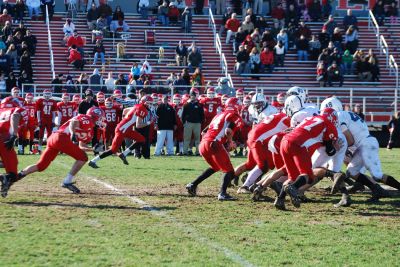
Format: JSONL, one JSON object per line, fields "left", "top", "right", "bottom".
{"left": 181, "top": 88, "right": 204, "bottom": 155}
{"left": 78, "top": 89, "right": 99, "bottom": 147}
{"left": 154, "top": 95, "right": 176, "bottom": 156}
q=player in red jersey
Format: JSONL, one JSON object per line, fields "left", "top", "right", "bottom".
{"left": 199, "top": 88, "right": 221, "bottom": 129}
{"left": 275, "top": 108, "right": 339, "bottom": 209}
{"left": 88, "top": 96, "right": 154, "bottom": 168}
{"left": 172, "top": 94, "right": 184, "bottom": 155}
{"left": 186, "top": 97, "right": 244, "bottom": 201}
{"left": 96, "top": 92, "right": 105, "bottom": 108}
{"left": 236, "top": 88, "right": 244, "bottom": 105}
{"left": 0, "top": 99, "right": 28, "bottom": 197}
{"left": 10, "top": 107, "right": 105, "bottom": 196}
{"left": 233, "top": 96, "right": 252, "bottom": 157}
{"left": 271, "top": 93, "right": 285, "bottom": 112}
{"left": 36, "top": 89, "right": 58, "bottom": 153}
{"left": 113, "top": 90, "right": 124, "bottom": 110}
{"left": 19, "top": 93, "right": 37, "bottom": 154}
{"left": 57, "top": 93, "right": 76, "bottom": 127}
{"left": 101, "top": 97, "right": 121, "bottom": 148}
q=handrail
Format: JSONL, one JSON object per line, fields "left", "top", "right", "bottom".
{"left": 368, "top": 10, "right": 380, "bottom": 48}
{"left": 46, "top": 5, "right": 55, "bottom": 79}
{"left": 379, "top": 35, "right": 389, "bottom": 67}
{"left": 389, "top": 55, "right": 399, "bottom": 113}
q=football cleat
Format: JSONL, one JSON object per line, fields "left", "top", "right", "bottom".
{"left": 217, "top": 193, "right": 237, "bottom": 201}
{"left": 185, "top": 183, "right": 197, "bottom": 196}
{"left": 248, "top": 183, "right": 257, "bottom": 193}
{"left": 274, "top": 197, "right": 286, "bottom": 210}
{"left": 88, "top": 161, "right": 100, "bottom": 169}
{"left": 0, "top": 175, "right": 10, "bottom": 198}
{"left": 334, "top": 194, "right": 351, "bottom": 208}
{"left": 119, "top": 154, "right": 129, "bottom": 165}
{"left": 237, "top": 186, "right": 251, "bottom": 194}
{"left": 61, "top": 182, "right": 81, "bottom": 194}
{"left": 270, "top": 181, "right": 283, "bottom": 196}
{"left": 331, "top": 172, "right": 346, "bottom": 194}
{"left": 285, "top": 184, "right": 301, "bottom": 208}
{"left": 346, "top": 182, "right": 365, "bottom": 194}
{"left": 252, "top": 185, "right": 265, "bottom": 201}
{"left": 368, "top": 184, "right": 390, "bottom": 202}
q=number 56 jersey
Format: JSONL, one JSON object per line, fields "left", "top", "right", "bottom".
{"left": 57, "top": 114, "right": 95, "bottom": 143}
{"left": 337, "top": 111, "right": 369, "bottom": 148}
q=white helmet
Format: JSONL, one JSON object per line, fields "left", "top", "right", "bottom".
{"left": 287, "top": 86, "right": 307, "bottom": 103}
{"left": 251, "top": 93, "right": 267, "bottom": 110}
{"left": 284, "top": 95, "right": 304, "bottom": 117}
{"left": 320, "top": 97, "right": 343, "bottom": 112}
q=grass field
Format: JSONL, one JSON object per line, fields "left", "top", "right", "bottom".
{"left": 0, "top": 148, "right": 399, "bottom": 266}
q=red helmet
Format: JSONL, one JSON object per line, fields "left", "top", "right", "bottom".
{"left": 158, "top": 93, "right": 163, "bottom": 100}
{"left": 207, "top": 88, "right": 215, "bottom": 98}
{"left": 11, "top": 87, "right": 20, "bottom": 97}
{"left": 190, "top": 88, "right": 199, "bottom": 97}
{"left": 1, "top": 96, "right": 21, "bottom": 108}
{"left": 62, "top": 93, "right": 70, "bottom": 102}
{"left": 73, "top": 94, "right": 81, "bottom": 103}
{"left": 105, "top": 97, "right": 113, "bottom": 108}
{"left": 25, "top": 93, "right": 34, "bottom": 102}
{"left": 277, "top": 93, "right": 285, "bottom": 104}
{"left": 320, "top": 108, "right": 338, "bottom": 127}
{"left": 182, "top": 94, "right": 190, "bottom": 104}
{"left": 221, "top": 94, "right": 229, "bottom": 105}
{"left": 43, "top": 89, "right": 52, "bottom": 99}
{"left": 113, "top": 90, "right": 122, "bottom": 98}
{"left": 140, "top": 95, "right": 154, "bottom": 107}
{"left": 236, "top": 89, "right": 244, "bottom": 99}
{"left": 173, "top": 93, "right": 181, "bottom": 105}
{"left": 225, "top": 97, "right": 241, "bottom": 113}
{"left": 216, "top": 93, "right": 223, "bottom": 99}
{"left": 86, "top": 107, "right": 105, "bottom": 127}
{"left": 151, "top": 93, "right": 158, "bottom": 104}
{"left": 96, "top": 92, "right": 105, "bottom": 103}
{"left": 243, "top": 96, "right": 251, "bottom": 106}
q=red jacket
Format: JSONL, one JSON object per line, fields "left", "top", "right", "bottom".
{"left": 68, "top": 49, "right": 82, "bottom": 64}
{"left": 168, "top": 7, "right": 180, "bottom": 18}
{"left": 271, "top": 7, "right": 285, "bottom": 20}
{"left": 225, "top": 18, "right": 240, "bottom": 32}
{"left": 260, "top": 50, "right": 274, "bottom": 65}
{"left": 67, "top": 36, "right": 85, "bottom": 48}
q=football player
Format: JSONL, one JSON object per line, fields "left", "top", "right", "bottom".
{"left": 36, "top": 89, "right": 57, "bottom": 153}
{"left": 57, "top": 93, "right": 76, "bottom": 127}
{"left": 172, "top": 94, "right": 184, "bottom": 155}
{"left": 248, "top": 93, "right": 278, "bottom": 124}
{"left": 199, "top": 87, "right": 221, "bottom": 129}
{"left": 101, "top": 97, "right": 121, "bottom": 148}
{"left": 271, "top": 92, "right": 285, "bottom": 112}
{"left": 12, "top": 107, "right": 105, "bottom": 196}
{"left": 96, "top": 92, "right": 106, "bottom": 108}
{"left": 186, "top": 97, "right": 244, "bottom": 201}
{"left": 20, "top": 93, "right": 37, "bottom": 154}
{"left": 236, "top": 88, "right": 244, "bottom": 104}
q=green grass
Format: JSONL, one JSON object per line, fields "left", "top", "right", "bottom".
{"left": 0, "top": 149, "right": 399, "bottom": 266}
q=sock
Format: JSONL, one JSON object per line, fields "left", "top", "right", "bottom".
{"left": 122, "top": 142, "right": 140, "bottom": 157}
{"left": 278, "top": 185, "right": 286, "bottom": 199}
{"left": 243, "top": 167, "right": 263, "bottom": 187}
{"left": 220, "top": 171, "right": 234, "bottom": 195}
{"left": 18, "top": 144, "right": 23, "bottom": 151}
{"left": 91, "top": 155, "right": 101, "bottom": 163}
{"left": 384, "top": 176, "right": 400, "bottom": 190}
{"left": 293, "top": 175, "right": 308, "bottom": 189}
{"left": 192, "top": 168, "right": 215, "bottom": 187}
{"left": 99, "top": 149, "right": 113, "bottom": 159}
{"left": 325, "top": 170, "right": 335, "bottom": 178}
{"left": 356, "top": 173, "right": 375, "bottom": 190}
{"left": 344, "top": 176, "right": 354, "bottom": 186}
{"left": 63, "top": 173, "right": 74, "bottom": 184}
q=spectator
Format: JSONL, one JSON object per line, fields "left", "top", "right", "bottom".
{"left": 130, "top": 62, "right": 141, "bottom": 80}
{"left": 138, "top": 0, "right": 149, "bottom": 19}
{"left": 181, "top": 7, "right": 192, "bottom": 33}
{"left": 18, "top": 70, "right": 34, "bottom": 92}
{"left": 155, "top": 95, "right": 176, "bottom": 156}
{"left": 104, "top": 72, "right": 115, "bottom": 92}
{"left": 115, "top": 73, "right": 128, "bottom": 92}
{"left": 187, "top": 46, "right": 202, "bottom": 72}
{"left": 140, "top": 59, "right": 152, "bottom": 76}
{"left": 225, "top": 13, "right": 240, "bottom": 44}
{"left": 112, "top": 5, "right": 124, "bottom": 21}
{"left": 296, "top": 35, "right": 309, "bottom": 61}
{"left": 181, "top": 89, "right": 204, "bottom": 155}
{"left": 316, "top": 62, "right": 326, "bottom": 86}
{"left": 387, "top": 2, "right": 398, "bottom": 25}
{"left": 369, "top": 55, "right": 380, "bottom": 82}
{"left": 14, "top": 21, "right": 27, "bottom": 37}
{"left": 1, "top": 0, "right": 14, "bottom": 18}
{"left": 175, "top": 40, "right": 188, "bottom": 66}
{"left": 0, "top": 73, "right": 5, "bottom": 97}
{"left": 260, "top": 46, "right": 274, "bottom": 73}
{"left": 97, "top": 2, "right": 112, "bottom": 25}
{"left": 96, "top": 14, "right": 108, "bottom": 33}
{"left": 0, "top": 49, "right": 11, "bottom": 74}
{"left": 51, "top": 73, "right": 64, "bottom": 94}
{"left": 327, "top": 62, "right": 343, "bottom": 87}
{"left": 274, "top": 40, "right": 285, "bottom": 67}
{"left": 63, "top": 18, "right": 75, "bottom": 44}
{"left": 387, "top": 112, "right": 400, "bottom": 149}
{"left": 254, "top": 16, "right": 268, "bottom": 33}
{"left": 329, "top": 47, "right": 342, "bottom": 66}
{"left": 331, "top": 27, "right": 343, "bottom": 52}
{"left": 14, "top": 0, "right": 25, "bottom": 23}
{"left": 86, "top": 3, "right": 99, "bottom": 30}
{"left": 75, "top": 73, "right": 89, "bottom": 89}
{"left": 40, "top": 0, "right": 54, "bottom": 22}
{"left": 67, "top": 30, "right": 85, "bottom": 56}
{"left": 172, "top": 73, "right": 187, "bottom": 94}
{"left": 182, "top": 68, "right": 191, "bottom": 85}
{"left": 64, "top": 75, "right": 76, "bottom": 93}
{"left": 342, "top": 50, "right": 353, "bottom": 75}
{"left": 233, "top": 27, "right": 246, "bottom": 53}
{"left": 343, "top": 9, "right": 357, "bottom": 30}
{"left": 191, "top": 67, "right": 204, "bottom": 86}
{"left": 0, "top": 21, "right": 12, "bottom": 41}
{"left": 321, "top": 0, "right": 332, "bottom": 19}
{"left": 309, "top": 0, "right": 321, "bottom": 21}
{"left": 373, "top": 0, "right": 385, "bottom": 25}
{"left": 23, "top": 29, "right": 37, "bottom": 55}
{"left": 324, "top": 15, "right": 337, "bottom": 37}
{"left": 271, "top": 3, "right": 285, "bottom": 29}
{"left": 26, "top": 0, "right": 40, "bottom": 20}
{"left": 261, "top": 29, "right": 275, "bottom": 50}
{"left": 166, "top": 72, "right": 176, "bottom": 86}
{"left": 326, "top": 41, "right": 335, "bottom": 54}
{"left": 318, "top": 27, "right": 330, "bottom": 49}
{"left": 68, "top": 45, "right": 84, "bottom": 70}
{"left": 174, "top": 0, "right": 186, "bottom": 13}
{"left": 89, "top": 68, "right": 103, "bottom": 91}
{"left": 78, "top": 89, "right": 98, "bottom": 114}
{"left": 277, "top": 29, "right": 288, "bottom": 52}
{"left": 92, "top": 39, "right": 105, "bottom": 65}
{"left": 194, "top": 0, "right": 204, "bottom": 15}
{"left": 357, "top": 57, "right": 372, "bottom": 81}
{"left": 168, "top": 2, "right": 180, "bottom": 24}
{"left": 158, "top": 1, "right": 169, "bottom": 26}
{"left": 296, "top": 21, "right": 312, "bottom": 40}
{"left": 219, "top": 7, "right": 233, "bottom": 35}
{"left": 249, "top": 47, "right": 260, "bottom": 76}
{"left": 5, "top": 43, "right": 17, "bottom": 69}
{"left": 235, "top": 45, "right": 249, "bottom": 74}
{"left": 309, "top": 35, "right": 321, "bottom": 60}
{"left": 6, "top": 71, "right": 16, "bottom": 91}
{"left": 344, "top": 26, "right": 358, "bottom": 54}
{"left": 110, "top": 19, "right": 129, "bottom": 37}
{"left": 0, "top": 9, "right": 12, "bottom": 26}
{"left": 353, "top": 104, "right": 365, "bottom": 120}
{"left": 241, "top": 15, "right": 254, "bottom": 35}
{"left": 285, "top": 4, "right": 298, "bottom": 27}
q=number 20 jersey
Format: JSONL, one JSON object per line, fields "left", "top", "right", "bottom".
{"left": 57, "top": 114, "right": 94, "bottom": 143}
{"left": 337, "top": 111, "right": 369, "bottom": 147}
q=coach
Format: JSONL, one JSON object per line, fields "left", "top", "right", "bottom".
{"left": 181, "top": 89, "right": 204, "bottom": 155}
{"left": 155, "top": 96, "right": 177, "bottom": 156}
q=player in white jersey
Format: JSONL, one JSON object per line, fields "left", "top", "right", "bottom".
{"left": 321, "top": 97, "right": 397, "bottom": 202}
{"left": 248, "top": 93, "right": 278, "bottom": 124}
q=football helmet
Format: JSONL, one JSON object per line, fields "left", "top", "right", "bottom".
{"left": 190, "top": 88, "right": 199, "bottom": 98}
{"left": 96, "top": 92, "right": 105, "bottom": 103}
{"left": 287, "top": 86, "right": 307, "bottom": 103}
{"left": 173, "top": 94, "right": 181, "bottom": 105}
{"left": 320, "top": 108, "right": 339, "bottom": 127}
{"left": 207, "top": 88, "right": 215, "bottom": 98}
{"left": 320, "top": 97, "right": 343, "bottom": 112}
{"left": 225, "top": 97, "right": 240, "bottom": 113}
{"left": 277, "top": 93, "right": 285, "bottom": 104}
{"left": 105, "top": 97, "right": 113, "bottom": 108}
{"left": 251, "top": 93, "right": 267, "bottom": 110}
{"left": 284, "top": 95, "right": 303, "bottom": 117}
{"left": 140, "top": 95, "right": 154, "bottom": 107}
{"left": 86, "top": 107, "right": 105, "bottom": 127}
{"left": 62, "top": 93, "right": 70, "bottom": 102}
{"left": 113, "top": 90, "right": 123, "bottom": 98}
{"left": 243, "top": 96, "right": 251, "bottom": 106}
{"left": 43, "top": 89, "right": 52, "bottom": 100}
{"left": 25, "top": 93, "right": 34, "bottom": 103}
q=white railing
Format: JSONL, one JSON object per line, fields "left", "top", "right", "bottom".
{"left": 389, "top": 55, "right": 398, "bottom": 113}
{"left": 46, "top": 6, "right": 55, "bottom": 79}
{"left": 368, "top": 10, "right": 380, "bottom": 49}
{"left": 379, "top": 35, "right": 389, "bottom": 67}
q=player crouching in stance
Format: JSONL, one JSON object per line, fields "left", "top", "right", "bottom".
{"left": 5, "top": 107, "right": 105, "bottom": 196}
{"left": 88, "top": 96, "right": 153, "bottom": 168}
{"left": 186, "top": 97, "right": 244, "bottom": 201}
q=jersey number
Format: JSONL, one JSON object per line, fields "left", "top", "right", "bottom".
{"left": 349, "top": 112, "right": 364, "bottom": 123}
{"left": 303, "top": 117, "right": 323, "bottom": 131}
{"left": 43, "top": 105, "right": 52, "bottom": 115}
{"left": 106, "top": 112, "right": 116, "bottom": 122}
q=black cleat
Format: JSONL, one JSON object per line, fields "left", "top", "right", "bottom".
{"left": 252, "top": 185, "right": 265, "bottom": 201}
{"left": 88, "top": 161, "right": 100, "bottom": 169}
{"left": 274, "top": 197, "right": 286, "bottom": 210}
{"left": 270, "top": 181, "right": 283, "bottom": 196}
{"left": 369, "top": 184, "right": 390, "bottom": 202}
{"left": 331, "top": 172, "right": 346, "bottom": 194}
{"left": 248, "top": 183, "right": 257, "bottom": 193}
{"left": 217, "top": 193, "right": 237, "bottom": 201}
{"left": 119, "top": 154, "right": 129, "bottom": 165}
{"left": 1, "top": 175, "right": 10, "bottom": 198}
{"left": 233, "top": 175, "right": 239, "bottom": 186}
{"left": 298, "top": 194, "right": 312, "bottom": 203}
{"left": 285, "top": 184, "right": 301, "bottom": 208}
{"left": 334, "top": 194, "right": 351, "bottom": 208}
{"left": 346, "top": 182, "right": 365, "bottom": 194}
{"left": 62, "top": 182, "right": 81, "bottom": 194}
{"left": 185, "top": 183, "right": 197, "bottom": 196}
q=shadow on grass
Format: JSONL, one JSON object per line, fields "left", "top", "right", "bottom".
{"left": 6, "top": 201, "right": 176, "bottom": 212}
